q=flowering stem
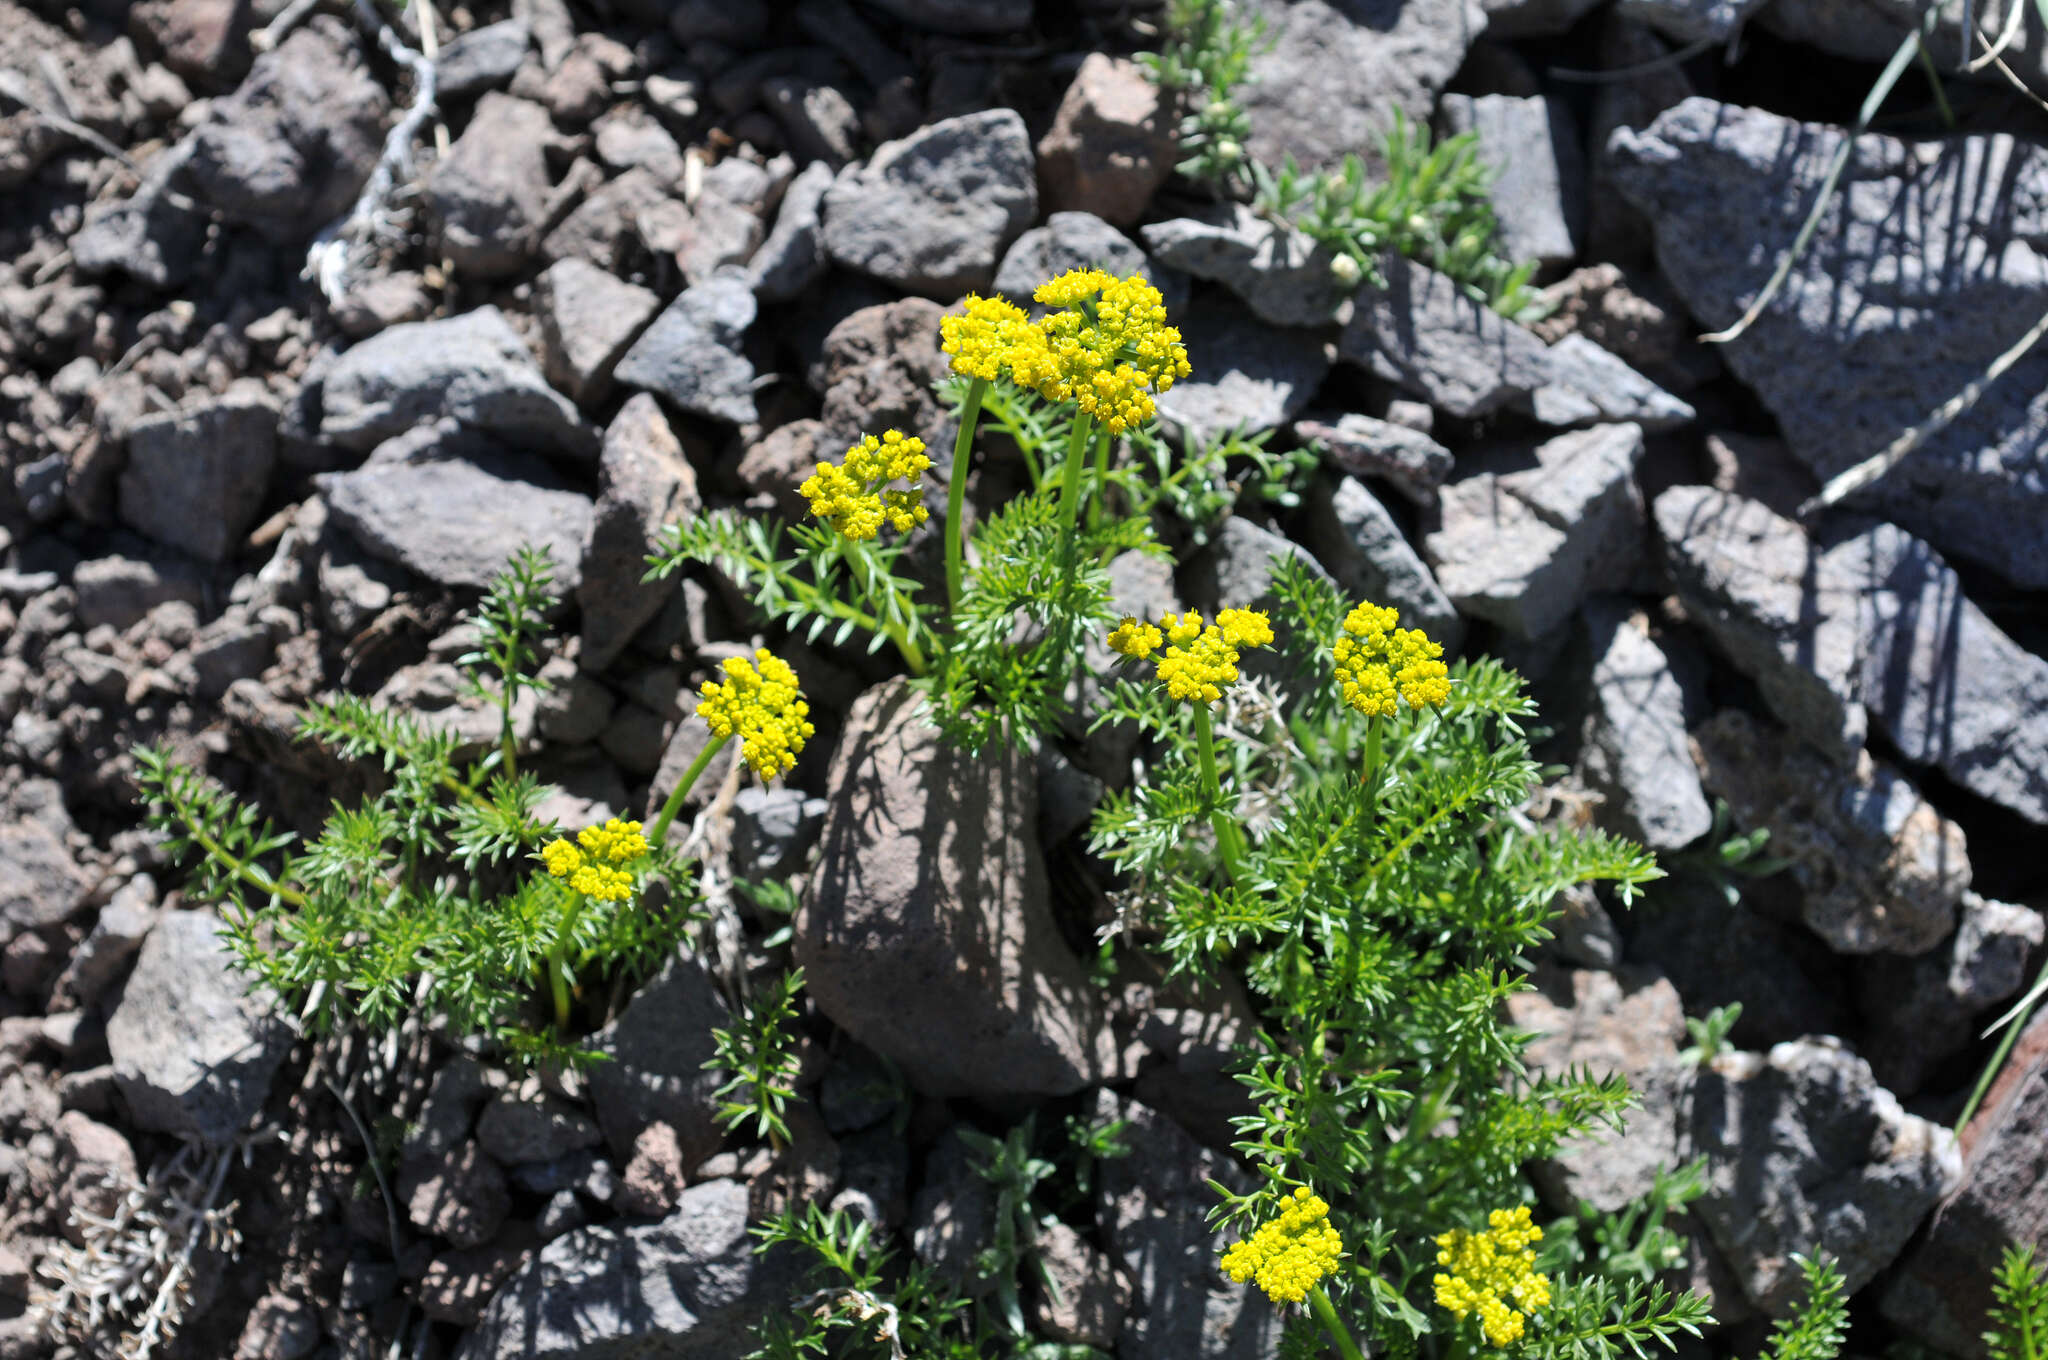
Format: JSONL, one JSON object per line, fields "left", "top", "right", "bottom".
{"left": 648, "top": 732, "right": 731, "bottom": 848}
{"left": 1308, "top": 1287, "right": 1367, "bottom": 1360}
{"left": 1193, "top": 704, "right": 1250, "bottom": 885}
{"left": 546, "top": 893, "right": 584, "bottom": 1031}
{"left": 883, "top": 613, "right": 928, "bottom": 676}
{"left": 945, "top": 376, "right": 988, "bottom": 617}
{"left": 1086, "top": 424, "right": 1112, "bottom": 532}
{"left": 1053, "top": 411, "right": 1097, "bottom": 569}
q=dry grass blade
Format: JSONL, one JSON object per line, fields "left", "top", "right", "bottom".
{"left": 1702, "top": 5, "right": 1940, "bottom": 345}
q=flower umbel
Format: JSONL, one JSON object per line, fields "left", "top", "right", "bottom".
{"left": 697, "top": 649, "right": 815, "bottom": 780}
{"left": 1030, "top": 269, "right": 1191, "bottom": 434}
{"left": 939, "top": 294, "right": 1046, "bottom": 384}
{"left": 1332, "top": 601, "right": 1452, "bottom": 718}
{"left": 1220, "top": 1187, "right": 1345, "bottom": 1304}
{"left": 1433, "top": 1206, "right": 1553, "bottom": 1347}
{"left": 539, "top": 821, "right": 649, "bottom": 904}
{"left": 1110, "top": 608, "right": 1273, "bottom": 706}
{"left": 799, "top": 430, "right": 932, "bottom": 541}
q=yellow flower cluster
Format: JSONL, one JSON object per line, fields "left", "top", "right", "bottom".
{"left": 696, "top": 649, "right": 814, "bottom": 780}
{"left": 1107, "top": 608, "right": 1273, "bottom": 706}
{"left": 1220, "top": 1187, "right": 1345, "bottom": 1304}
{"left": 938, "top": 270, "right": 1191, "bottom": 434}
{"left": 540, "top": 818, "right": 650, "bottom": 902}
{"left": 799, "top": 430, "right": 931, "bottom": 541}
{"left": 1332, "top": 601, "right": 1452, "bottom": 718}
{"left": 1433, "top": 1207, "right": 1553, "bottom": 1347}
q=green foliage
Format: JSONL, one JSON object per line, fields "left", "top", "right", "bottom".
{"left": 1252, "top": 111, "right": 1547, "bottom": 322}
{"left": 960, "top": 1117, "right": 1061, "bottom": 1338}
{"left": 1138, "top": 0, "right": 1267, "bottom": 194}
{"left": 1118, "top": 424, "right": 1317, "bottom": 547}
{"left": 1091, "top": 558, "right": 1684, "bottom": 1358}
{"left": 1989, "top": 1245, "right": 2048, "bottom": 1360}
{"left": 1666, "top": 799, "right": 1791, "bottom": 907}
{"left": 1546, "top": 1160, "right": 1706, "bottom": 1285}
{"left": 1678, "top": 1005, "right": 1743, "bottom": 1068}
{"left": 1760, "top": 1257, "right": 1849, "bottom": 1360}
{"left": 748, "top": 1203, "right": 978, "bottom": 1360}
{"left": 133, "top": 548, "right": 699, "bottom": 1067}
{"left": 708, "top": 968, "right": 808, "bottom": 1148}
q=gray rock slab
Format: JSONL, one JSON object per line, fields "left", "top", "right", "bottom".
{"left": 1577, "top": 601, "right": 1712, "bottom": 851}
{"left": 1234, "top": 0, "right": 1485, "bottom": 177}
{"left": 1656, "top": 485, "right": 2048, "bottom": 824}
{"left": 1610, "top": 98, "right": 2048, "bottom": 587}
{"left": 613, "top": 268, "right": 760, "bottom": 426}
{"left": 1425, "top": 423, "right": 1647, "bottom": 639}
{"left": 321, "top": 454, "right": 594, "bottom": 593}
{"left": 106, "top": 909, "right": 290, "bottom": 1144}
{"left": 746, "top": 159, "right": 834, "bottom": 304}
{"left": 1302, "top": 475, "right": 1463, "bottom": 652}
{"left": 1156, "top": 292, "right": 1331, "bottom": 446}
{"left": 319, "top": 306, "right": 594, "bottom": 457}
{"left": 456, "top": 1179, "right": 787, "bottom": 1360}
{"left": 436, "top": 18, "right": 530, "bottom": 97}
{"left": 1141, "top": 203, "right": 1350, "bottom": 328}
{"left": 428, "top": 93, "right": 555, "bottom": 278}
{"left": 1341, "top": 257, "right": 1689, "bottom": 428}
{"left": 797, "top": 680, "right": 1116, "bottom": 1102}
{"left": 0, "top": 781, "right": 89, "bottom": 945}
{"left": 1858, "top": 893, "right": 2045, "bottom": 1097}
{"left": 1695, "top": 709, "right": 1968, "bottom": 956}
{"left": 586, "top": 954, "right": 730, "bottom": 1170}
{"left": 535, "top": 258, "right": 661, "bottom": 406}
{"left": 994, "top": 211, "right": 1181, "bottom": 311}
{"left": 118, "top": 388, "right": 278, "bottom": 563}
{"left": 820, "top": 108, "right": 1036, "bottom": 298}
{"left": 1441, "top": 93, "right": 1583, "bottom": 268}
{"left": 1296, "top": 411, "right": 1453, "bottom": 505}
{"left": 577, "top": 395, "right": 701, "bottom": 672}
{"left": 181, "top": 16, "right": 388, "bottom": 235}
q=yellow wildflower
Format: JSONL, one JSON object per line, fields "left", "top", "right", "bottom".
{"left": 1030, "top": 269, "right": 1192, "bottom": 434}
{"left": 576, "top": 817, "right": 649, "bottom": 866}
{"left": 1109, "top": 608, "right": 1272, "bottom": 706}
{"left": 799, "top": 430, "right": 931, "bottom": 541}
{"left": 1220, "top": 1186, "right": 1345, "bottom": 1305}
{"left": 539, "top": 830, "right": 640, "bottom": 903}
{"left": 1106, "top": 616, "right": 1162, "bottom": 659}
{"left": 939, "top": 294, "right": 1042, "bottom": 383}
{"left": 1332, "top": 601, "right": 1451, "bottom": 718}
{"left": 1433, "top": 1206, "right": 1552, "bottom": 1348}
{"left": 697, "top": 648, "right": 814, "bottom": 781}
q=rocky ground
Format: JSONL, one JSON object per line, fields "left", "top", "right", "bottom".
{"left": 2, "top": 0, "right": 2048, "bottom": 1357}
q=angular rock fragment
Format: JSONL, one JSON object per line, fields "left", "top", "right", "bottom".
{"left": 1142, "top": 203, "right": 1349, "bottom": 328}
{"left": 1694, "top": 709, "right": 1969, "bottom": 956}
{"left": 577, "top": 396, "right": 700, "bottom": 672}
{"left": 1296, "top": 412, "right": 1453, "bottom": 505}
{"left": 995, "top": 211, "right": 1177, "bottom": 308}
{"left": 1302, "top": 476, "right": 1462, "bottom": 652}
{"left": 798, "top": 680, "right": 1116, "bottom": 1101}
{"left": 1156, "top": 293, "right": 1331, "bottom": 445}
{"left": 1577, "top": 602, "right": 1711, "bottom": 851}
{"left": 118, "top": 387, "right": 278, "bottom": 562}
{"left": 1037, "top": 54, "right": 1177, "bottom": 228}
{"left": 1425, "top": 424, "right": 1647, "bottom": 639}
{"left": 614, "top": 268, "right": 760, "bottom": 426}
{"left": 1611, "top": 99, "right": 2048, "bottom": 587}
{"left": 1858, "top": 894, "right": 2045, "bottom": 1096}
{"left": 586, "top": 954, "right": 730, "bottom": 1170}
{"left": 1441, "top": 93, "right": 1582, "bottom": 269}
{"left": 534, "top": 259, "right": 661, "bottom": 406}
{"left": 321, "top": 454, "right": 594, "bottom": 593}
{"left": 319, "top": 307, "right": 594, "bottom": 457}
{"left": 429, "top": 93, "right": 557, "bottom": 278}
{"left": 746, "top": 160, "right": 834, "bottom": 303}
{"left": 106, "top": 909, "right": 290, "bottom": 1144}
{"left": 821, "top": 109, "right": 1037, "bottom": 297}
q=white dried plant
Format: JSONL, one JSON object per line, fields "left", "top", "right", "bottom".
{"left": 33, "top": 1143, "right": 242, "bottom": 1360}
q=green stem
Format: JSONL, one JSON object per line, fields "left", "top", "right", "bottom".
{"left": 1052, "top": 411, "right": 1097, "bottom": 568}
{"left": 647, "top": 732, "right": 732, "bottom": 848}
{"left": 546, "top": 894, "right": 584, "bottom": 1030}
{"left": 189, "top": 823, "right": 308, "bottom": 909}
{"left": 1957, "top": 956, "right": 2048, "bottom": 1131}
{"left": 883, "top": 612, "right": 928, "bottom": 676}
{"left": 1086, "top": 425, "right": 1112, "bottom": 532}
{"left": 498, "top": 695, "right": 519, "bottom": 783}
{"left": 945, "top": 376, "right": 989, "bottom": 617}
{"left": 1308, "top": 1286, "right": 1367, "bottom": 1360}
{"left": 1193, "top": 704, "right": 1250, "bottom": 885}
